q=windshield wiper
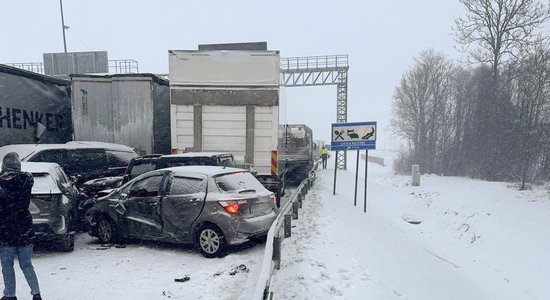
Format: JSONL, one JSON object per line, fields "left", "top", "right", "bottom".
{"left": 237, "top": 189, "right": 256, "bottom": 194}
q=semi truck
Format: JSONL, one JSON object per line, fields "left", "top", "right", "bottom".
{"left": 70, "top": 74, "right": 171, "bottom": 155}
{"left": 168, "top": 45, "right": 287, "bottom": 199}
{"left": 0, "top": 64, "right": 73, "bottom": 146}
{"left": 279, "top": 124, "right": 314, "bottom": 184}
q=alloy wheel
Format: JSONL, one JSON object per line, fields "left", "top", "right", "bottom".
{"left": 199, "top": 229, "right": 220, "bottom": 254}
{"left": 98, "top": 219, "right": 112, "bottom": 242}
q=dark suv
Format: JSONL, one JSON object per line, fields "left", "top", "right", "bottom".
{"left": 81, "top": 152, "right": 235, "bottom": 197}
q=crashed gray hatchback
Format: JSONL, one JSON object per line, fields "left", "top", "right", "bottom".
{"left": 86, "top": 166, "right": 278, "bottom": 257}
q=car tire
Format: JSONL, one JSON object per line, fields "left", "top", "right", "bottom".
{"left": 58, "top": 234, "right": 75, "bottom": 252}
{"left": 97, "top": 217, "right": 118, "bottom": 244}
{"left": 196, "top": 224, "right": 227, "bottom": 258}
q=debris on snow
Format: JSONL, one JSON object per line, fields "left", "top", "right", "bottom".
{"left": 402, "top": 214, "right": 422, "bottom": 225}
{"left": 174, "top": 276, "right": 190, "bottom": 283}
{"left": 229, "top": 264, "right": 249, "bottom": 276}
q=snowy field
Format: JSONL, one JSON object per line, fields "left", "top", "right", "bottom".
{"left": 2, "top": 151, "right": 549, "bottom": 299}
{"left": 271, "top": 151, "right": 550, "bottom": 300}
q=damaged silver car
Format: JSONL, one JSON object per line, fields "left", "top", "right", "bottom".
{"left": 86, "top": 166, "right": 278, "bottom": 257}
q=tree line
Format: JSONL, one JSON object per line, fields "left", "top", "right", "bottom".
{"left": 391, "top": 0, "right": 550, "bottom": 188}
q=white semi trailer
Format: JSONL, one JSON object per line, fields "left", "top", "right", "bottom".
{"left": 168, "top": 47, "right": 285, "bottom": 198}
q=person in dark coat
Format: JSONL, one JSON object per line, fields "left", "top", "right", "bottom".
{"left": 0, "top": 152, "right": 42, "bottom": 300}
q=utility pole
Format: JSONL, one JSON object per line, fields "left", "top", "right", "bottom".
{"left": 59, "top": 0, "right": 70, "bottom": 74}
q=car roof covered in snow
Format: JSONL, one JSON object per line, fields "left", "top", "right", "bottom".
{"left": 20, "top": 162, "right": 61, "bottom": 174}
{"left": 162, "top": 152, "right": 233, "bottom": 158}
{"left": 0, "top": 142, "right": 135, "bottom": 162}
{"left": 162, "top": 165, "right": 246, "bottom": 177}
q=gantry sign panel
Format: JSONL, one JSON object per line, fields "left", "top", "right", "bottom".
{"left": 280, "top": 55, "right": 349, "bottom": 169}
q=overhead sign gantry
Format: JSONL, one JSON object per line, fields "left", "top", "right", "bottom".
{"left": 280, "top": 55, "right": 349, "bottom": 169}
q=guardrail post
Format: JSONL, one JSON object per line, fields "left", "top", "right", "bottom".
{"left": 284, "top": 214, "right": 292, "bottom": 238}
{"left": 273, "top": 236, "right": 281, "bottom": 270}
{"left": 292, "top": 202, "right": 299, "bottom": 219}
{"left": 298, "top": 193, "right": 303, "bottom": 208}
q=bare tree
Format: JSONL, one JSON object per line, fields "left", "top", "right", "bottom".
{"left": 392, "top": 50, "right": 453, "bottom": 173}
{"left": 454, "top": 0, "right": 550, "bottom": 77}
{"left": 510, "top": 44, "right": 550, "bottom": 188}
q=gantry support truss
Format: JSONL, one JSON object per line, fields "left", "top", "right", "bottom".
{"left": 280, "top": 55, "right": 349, "bottom": 169}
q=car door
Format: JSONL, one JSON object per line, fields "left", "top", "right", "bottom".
{"left": 160, "top": 173, "right": 207, "bottom": 242}
{"left": 124, "top": 173, "right": 167, "bottom": 239}
{"left": 53, "top": 166, "right": 78, "bottom": 227}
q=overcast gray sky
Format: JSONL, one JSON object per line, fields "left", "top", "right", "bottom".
{"left": 0, "top": 0, "right": 464, "bottom": 148}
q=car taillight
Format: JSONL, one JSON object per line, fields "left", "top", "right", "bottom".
{"left": 218, "top": 200, "right": 247, "bottom": 214}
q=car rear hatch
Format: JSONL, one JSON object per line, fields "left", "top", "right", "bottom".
{"left": 215, "top": 172, "right": 277, "bottom": 218}
{"left": 29, "top": 172, "right": 66, "bottom": 235}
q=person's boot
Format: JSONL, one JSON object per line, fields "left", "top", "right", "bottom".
{"left": 1, "top": 296, "right": 17, "bottom": 300}
{"left": 32, "top": 294, "right": 42, "bottom": 300}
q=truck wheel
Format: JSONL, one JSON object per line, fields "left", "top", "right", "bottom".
{"left": 97, "top": 217, "right": 118, "bottom": 244}
{"left": 58, "top": 234, "right": 74, "bottom": 252}
{"left": 197, "top": 224, "right": 226, "bottom": 258}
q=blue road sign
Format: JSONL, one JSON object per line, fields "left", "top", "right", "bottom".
{"left": 331, "top": 121, "right": 376, "bottom": 151}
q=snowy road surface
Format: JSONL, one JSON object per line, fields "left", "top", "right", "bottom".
{"left": 2, "top": 151, "right": 549, "bottom": 299}
{"left": 12, "top": 234, "right": 263, "bottom": 300}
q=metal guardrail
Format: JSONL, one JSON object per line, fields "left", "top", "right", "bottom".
{"left": 253, "top": 162, "right": 319, "bottom": 299}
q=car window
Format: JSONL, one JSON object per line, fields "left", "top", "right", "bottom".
{"left": 217, "top": 156, "right": 235, "bottom": 167}
{"left": 106, "top": 150, "right": 136, "bottom": 168}
{"left": 163, "top": 157, "right": 217, "bottom": 167}
{"left": 168, "top": 176, "right": 205, "bottom": 195}
{"left": 66, "top": 149, "right": 108, "bottom": 174}
{"left": 130, "top": 175, "right": 164, "bottom": 197}
{"left": 28, "top": 149, "right": 67, "bottom": 167}
{"left": 55, "top": 167, "right": 68, "bottom": 185}
{"left": 130, "top": 162, "right": 156, "bottom": 179}
{"left": 215, "top": 172, "right": 265, "bottom": 193}
{"left": 31, "top": 172, "right": 57, "bottom": 191}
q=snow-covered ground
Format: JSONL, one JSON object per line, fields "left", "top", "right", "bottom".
{"left": 271, "top": 151, "right": 550, "bottom": 300}
{"left": 2, "top": 151, "right": 549, "bottom": 299}
{"left": 8, "top": 235, "right": 264, "bottom": 300}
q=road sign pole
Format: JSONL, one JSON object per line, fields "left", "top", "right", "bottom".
{"left": 333, "top": 151, "right": 338, "bottom": 195}
{"left": 354, "top": 150, "right": 359, "bottom": 206}
{"left": 364, "top": 149, "right": 368, "bottom": 212}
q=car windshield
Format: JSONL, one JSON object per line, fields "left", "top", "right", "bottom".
{"left": 215, "top": 172, "right": 265, "bottom": 193}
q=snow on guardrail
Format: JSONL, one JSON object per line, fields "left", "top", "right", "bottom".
{"left": 253, "top": 162, "right": 319, "bottom": 299}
